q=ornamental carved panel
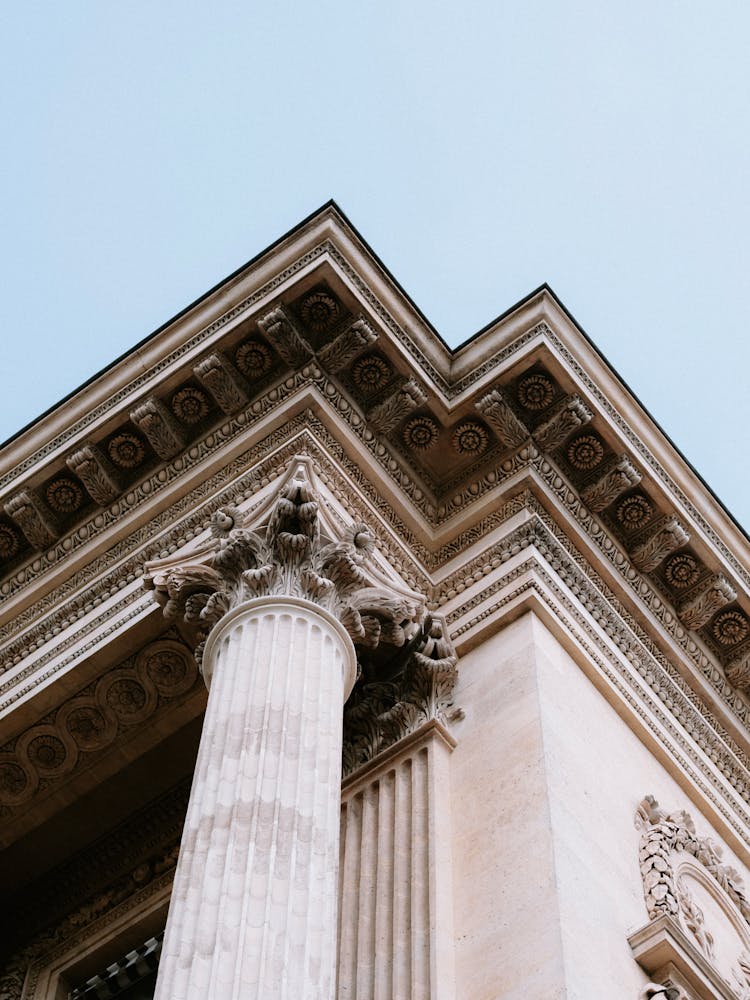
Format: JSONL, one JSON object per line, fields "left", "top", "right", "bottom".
{"left": 631, "top": 796, "right": 750, "bottom": 999}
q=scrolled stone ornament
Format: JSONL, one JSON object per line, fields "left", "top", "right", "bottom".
{"left": 317, "top": 316, "right": 377, "bottom": 373}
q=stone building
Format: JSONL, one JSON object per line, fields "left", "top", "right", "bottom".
{"left": 1, "top": 203, "right": 750, "bottom": 1000}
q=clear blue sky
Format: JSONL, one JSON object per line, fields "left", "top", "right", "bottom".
{"left": 2, "top": 2, "right": 748, "bottom": 530}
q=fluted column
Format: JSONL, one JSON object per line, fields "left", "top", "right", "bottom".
{"left": 145, "top": 460, "right": 426, "bottom": 999}
{"left": 154, "top": 596, "right": 356, "bottom": 1000}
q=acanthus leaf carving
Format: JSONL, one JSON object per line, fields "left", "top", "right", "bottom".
{"left": 144, "top": 460, "right": 426, "bottom": 675}
{"left": 257, "top": 306, "right": 314, "bottom": 368}
{"left": 317, "top": 316, "right": 377, "bottom": 373}
{"left": 532, "top": 393, "right": 593, "bottom": 452}
{"left": 679, "top": 574, "right": 737, "bottom": 631}
{"left": 475, "top": 388, "right": 529, "bottom": 448}
{"left": 4, "top": 490, "right": 59, "bottom": 550}
{"left": 580, "top": 455, "right": 641, "bottom": 512}
{"left": 66, "top": 443, "right": 122, "bottom": 505}
{"left": 726, "top": 651, "right": 750, "bottom": 691}
{"left": 368, "top": 379, "right": 427, "bottom": 434}
{"left": 193, "top": 351, "right": 250, "bottom": 414}
{"left": 342, "top": 615, "right": 461, "bottom": 775}
{"left": 631, "top": 518, "right": 690, "bottom": 573}
{"left": 129, "top": 397, "right": 188, "bottom": 460}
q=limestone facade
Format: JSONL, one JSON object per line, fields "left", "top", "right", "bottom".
{"left": 1, "top": 203, "right": 750, "bottom": 999}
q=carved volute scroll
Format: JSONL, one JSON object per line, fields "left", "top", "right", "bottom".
{"left": 342, "top": 616, "right": 462, "bottom": 774}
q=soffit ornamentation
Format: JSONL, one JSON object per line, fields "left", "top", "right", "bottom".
{"left": 0, "top": 632, "right": 202, "bottom": 848}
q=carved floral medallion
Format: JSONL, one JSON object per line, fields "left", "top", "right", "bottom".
{"left": 235, "top": 339, "right": 273, "bottom": 378}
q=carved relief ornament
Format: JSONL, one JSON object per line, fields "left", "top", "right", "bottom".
{"left": 145, "top": 458, "right": 427, "bottom": 675}
{"left": 636, "top": 795, "right": 750, "bottom": 929}
{"left": 633, "top": 796, "right": 750, "bottom": 1000}
{"left": 143, "top": 459, "right": 461, "bottom": 774}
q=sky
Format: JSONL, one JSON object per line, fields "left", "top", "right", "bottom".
{"left": 1, "top": 2, "right": 749, "bottom": 531}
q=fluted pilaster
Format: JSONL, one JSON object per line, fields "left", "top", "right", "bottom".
{"left": 337, "top": 722, "right": 457, "bottom": 999}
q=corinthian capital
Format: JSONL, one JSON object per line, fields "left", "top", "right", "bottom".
{"left": 144, "top": 459, "right": 425, "bottom": 672}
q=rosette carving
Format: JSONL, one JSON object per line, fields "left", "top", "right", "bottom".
{"left": 144, "top": 460, "right": 426, "bottom": 672}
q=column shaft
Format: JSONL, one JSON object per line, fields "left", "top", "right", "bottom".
{"left": 155, "top": 597, "right": 356, "bottom": 1000}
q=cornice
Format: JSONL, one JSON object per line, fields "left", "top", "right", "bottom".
{"left": 3, "top": 415, "right": 750, "bottom": 776}
{"left": 1, "top": 209, "right": 745, "bottom": 587}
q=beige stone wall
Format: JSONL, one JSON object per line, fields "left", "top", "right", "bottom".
{"left": 451, "top": 613, "right": 567, "bottom": 999}
{"left": 451, "top": 611, "right": 750, "bottom": 999}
